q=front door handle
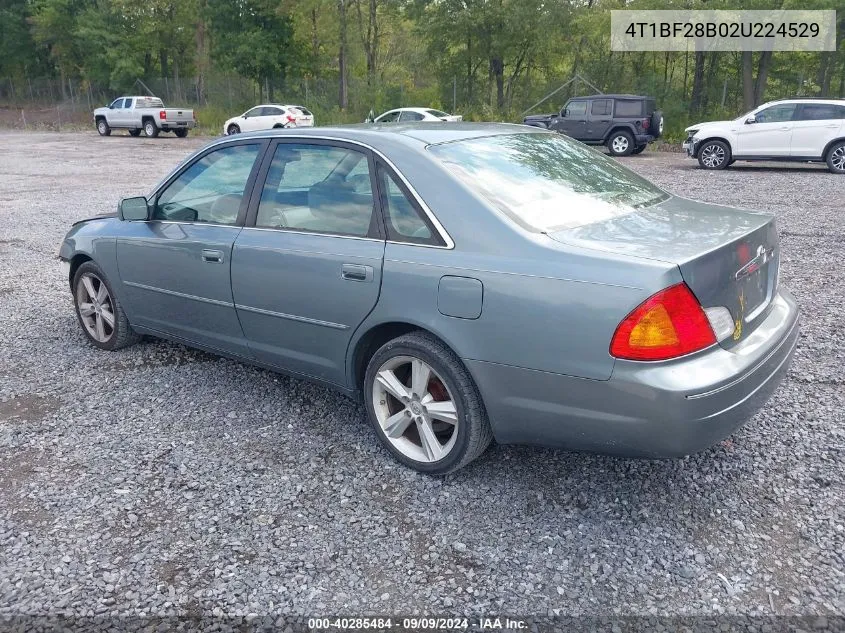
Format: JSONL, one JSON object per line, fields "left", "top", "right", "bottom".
{"left": 202, "top": 249, "right": 224, "bottom": 264}
{"left": 341, "top": 263, "right": 373, "bottom": 282}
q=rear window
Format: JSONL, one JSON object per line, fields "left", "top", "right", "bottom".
{"left": 428, "top": 132, "right": 667, "bottom": 232}
{"left": 614, "top": 99, "right": 643, "bottom": 117}
{"left": 136, "top": 97, "right": 164, "bottom": 108}
{"left": 426, "top": 109, "right": 449, "bottom": 118}
{"left": 294, "top": 106, "right": 312, "bottom": 116}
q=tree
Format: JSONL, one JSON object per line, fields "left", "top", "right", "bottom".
{"left": 207, "top": 0, "right": 296, "bottom": 100}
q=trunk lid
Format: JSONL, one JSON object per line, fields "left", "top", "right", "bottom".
{"left": 548, "top": 196, "right": 780, "bottom": 348}
{"left": 164, "top": 108, "right": 194, "bottom": 124}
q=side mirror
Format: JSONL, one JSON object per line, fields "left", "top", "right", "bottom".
{"left": 119, "top": 196, "right": 149, "bottom": 221}
{"left": 745, "top": 115, "right": 757, "bottom": 124}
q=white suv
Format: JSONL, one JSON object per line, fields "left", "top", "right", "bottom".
{"left": 684, "top": 99, "right": 845, "bottom": 174}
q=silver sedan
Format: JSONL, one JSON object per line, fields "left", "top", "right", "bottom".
{"left": 59, "top": 123, "right": 799, "bottom": 473}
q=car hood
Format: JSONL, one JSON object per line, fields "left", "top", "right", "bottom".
{"left": 685, "top": 120, "right": 733, "bottom": 133}
{"left": 71, "top": 212, "right": 117, "bottom": 227}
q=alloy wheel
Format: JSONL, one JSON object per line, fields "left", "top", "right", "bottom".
{"left": 372, "top": 355, "right": 459, "bottom": 463}
{"left": 612, "top": 136, "right": 629, "bottom": 154}
{"left": 76, "top": 272, "right": 115, "bottom": 343}
{"left": 831, "top": 146, "right": 845, "bottom": 172}
{"left": 97, "top": 121, "right": 107, "bottom": 135}
{"left": 701, "top": 144, "right": 726, "bottom": 168}
{"left": 145, "top": 122, "right": 155, "bottom": 136}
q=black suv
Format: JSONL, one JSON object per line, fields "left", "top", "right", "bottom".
{"left": 523, "top": 94, "right": 663, "bottom": 156}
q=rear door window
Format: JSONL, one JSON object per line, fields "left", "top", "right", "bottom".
{"left": 399, "top": 110, "right": 425, "bottom": 122}
{"left": 796, "top": 104, "right": 845, "bottom": 121}
{"left": 255, "top": 143, "right": 379, "bottom": 238}
{"left": 123, "top": 99, "right": 133, "bottom": 109}
{"left": 614, "top": 100, "right": 643, "bottom": 117}
{"left": 261, "top": 107, "right": 284, "bottom": 117}
{"left": 590, "top": 100, "right": 612, "bottom": 116}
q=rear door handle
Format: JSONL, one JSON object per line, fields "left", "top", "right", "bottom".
{"left": 341, "top": 263, "right": 373, "bottom": 282}
{"left": 202, "top": 249, "right": 224, "bottom": 263}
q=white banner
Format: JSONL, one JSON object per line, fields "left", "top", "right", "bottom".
{"left": 610, "top": 10, "right": 837, "bottom": 52}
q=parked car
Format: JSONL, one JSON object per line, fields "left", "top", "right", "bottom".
{"left": 59, "top": 124, "right": 798, "bottom": 474}
{"left": 684, "top": 98, "right": 845, "bottom": 173}
{"left": 523, "top": 94, "right": 663, "bottom": 156}
{"left": 224, "top": 104, "right": 315, "bottom": 135}
{"left": 94, "top": 96, "right": 195, "bottom": 138}
{"left": 367, "top": 107, "right": 463, "bottom": 123}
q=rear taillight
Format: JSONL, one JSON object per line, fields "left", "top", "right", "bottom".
{"left": 287, "top": 114, "right": 296, "bottom": 123}
{"left": 610, "top": 283, "right": 716, "bottom": 361}
{"left": 642, "top": 118, "right": 650, "bottom": 130}
{"left": 159, "top": 110, "right": 166, "bottom": 120}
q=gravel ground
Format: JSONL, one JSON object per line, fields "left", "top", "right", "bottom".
{"left": 0, "top": 132, "right": 843, "bottom": 626}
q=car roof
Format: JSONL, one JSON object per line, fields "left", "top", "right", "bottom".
{"left": 210, "top": 122, "right": 542, "bottom": 151}
{"left": 763, "top": 98, "right": 845, "bottom": 105}
{"left": 569, "top": 94, "right": 651, "bottom": 100}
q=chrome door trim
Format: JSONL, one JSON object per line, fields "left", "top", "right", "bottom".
{"left": 123, "top": 281, "right": 234, "bottom": 307}
{"left": 235, "top": 304, "right": 349, "bottom": 330}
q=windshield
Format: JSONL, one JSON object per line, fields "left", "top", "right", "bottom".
{"left": 428, "top": 132, "right": 668, "bottom": 232}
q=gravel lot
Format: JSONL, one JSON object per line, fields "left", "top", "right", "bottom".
{"left": 0, "top": 131, "right": 843, "bottom": 625}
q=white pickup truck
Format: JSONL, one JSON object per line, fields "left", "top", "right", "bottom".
{"left": 93, "top": 96, "right": 196, "bottom": 138}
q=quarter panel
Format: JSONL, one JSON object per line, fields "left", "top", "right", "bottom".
{"left": 362, "top": 242, "right": 679, "bottom": 382}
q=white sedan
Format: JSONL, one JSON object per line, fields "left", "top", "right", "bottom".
{"left": 368, "top": 107, "right": 463, "bottom": 123}
{"left": 224, "top": 104, "right": 315, "bottom": 135}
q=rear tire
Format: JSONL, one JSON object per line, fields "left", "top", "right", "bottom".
{"left": 607, "top": 130, "right": 635, "bottom": 156}
{"left": 72, "top": 261, "right": 140, "bottom": 351}
{"left": 143, "top": 120, "right": 159, "bottom": 138}
{"left": 631, "top": 144, "right": 647, "bottom": 155}
{"left": 697, "top": 140, "right": 731, "bottom": 170}
{"left": 96, "top": 119, "right": 111, "bottom": 136}
{"left": 826, "top": 141, "right": 845, "bottom": 174}
{"left": 128, "top": 129, "right": 141, "bottom": 137}
{"left": 174, "top": 128, "right": 188, "bottom": 138}
{"left": 227, "top": 124, "right": 240, "bottom": 135}
{"left": 363, "top": 331, "right": 492, "bottom": 474}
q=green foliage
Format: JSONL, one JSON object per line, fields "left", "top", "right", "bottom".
{"left": 2, "top": 0, "right": 844, "bottom": 139}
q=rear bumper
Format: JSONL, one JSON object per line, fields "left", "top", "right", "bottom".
{"left": 466, "top": 289, "right": 799, "bottom": 457}
{"left": 161, "top": 121, "right": 196, "bottom": 130}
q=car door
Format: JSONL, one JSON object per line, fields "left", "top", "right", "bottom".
{"left": 259, "top": 106, "right": 287, "bottom": 130}
{"left": 231, "top": 140, "right": 386, "bottom": 385}
{"left": 116, "top": 139, "right": 268, "bottom": 355}
{"left": 119, "top": 97, "right": 134, "bottom": 127}
{"left": 239, "top": 107, "right": 264, "bottom": 132}
{"left": 552, "top": 100, "right": 587, "bottom": 138}
{"left": 106, "top": 98, "right": 124, "bottom": 126}
{"left": 586, "top": 99, "right": 613, "bottom": 141}
{"left": 734, "top": 103, "right": 796, "bottom": 157}
{"left": 790, "top": 103, "right": 845, "bottom": 158}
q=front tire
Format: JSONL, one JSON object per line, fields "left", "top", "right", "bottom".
{"left": 826, "top": 141, "right": 845, "bottom": 174}
{"left": 143, "top": 120, "right": 159, "bottom": 138}
{"left": 698, "top": 140, "right": 731, "bottom": 170}
{"left": 72, "top": 261, "right": 140, "bottom": 351}
{"left": 227, "top": 124, "right": 240, "bottom": 135}
{"left": 364, "top": 331, "right": 492, "bottom": 474}
{"left": 607, "top": 131, "right": 635, "bottom": 156}
{"left": 96, "top": 119, "right": 111, "bottom": 136}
